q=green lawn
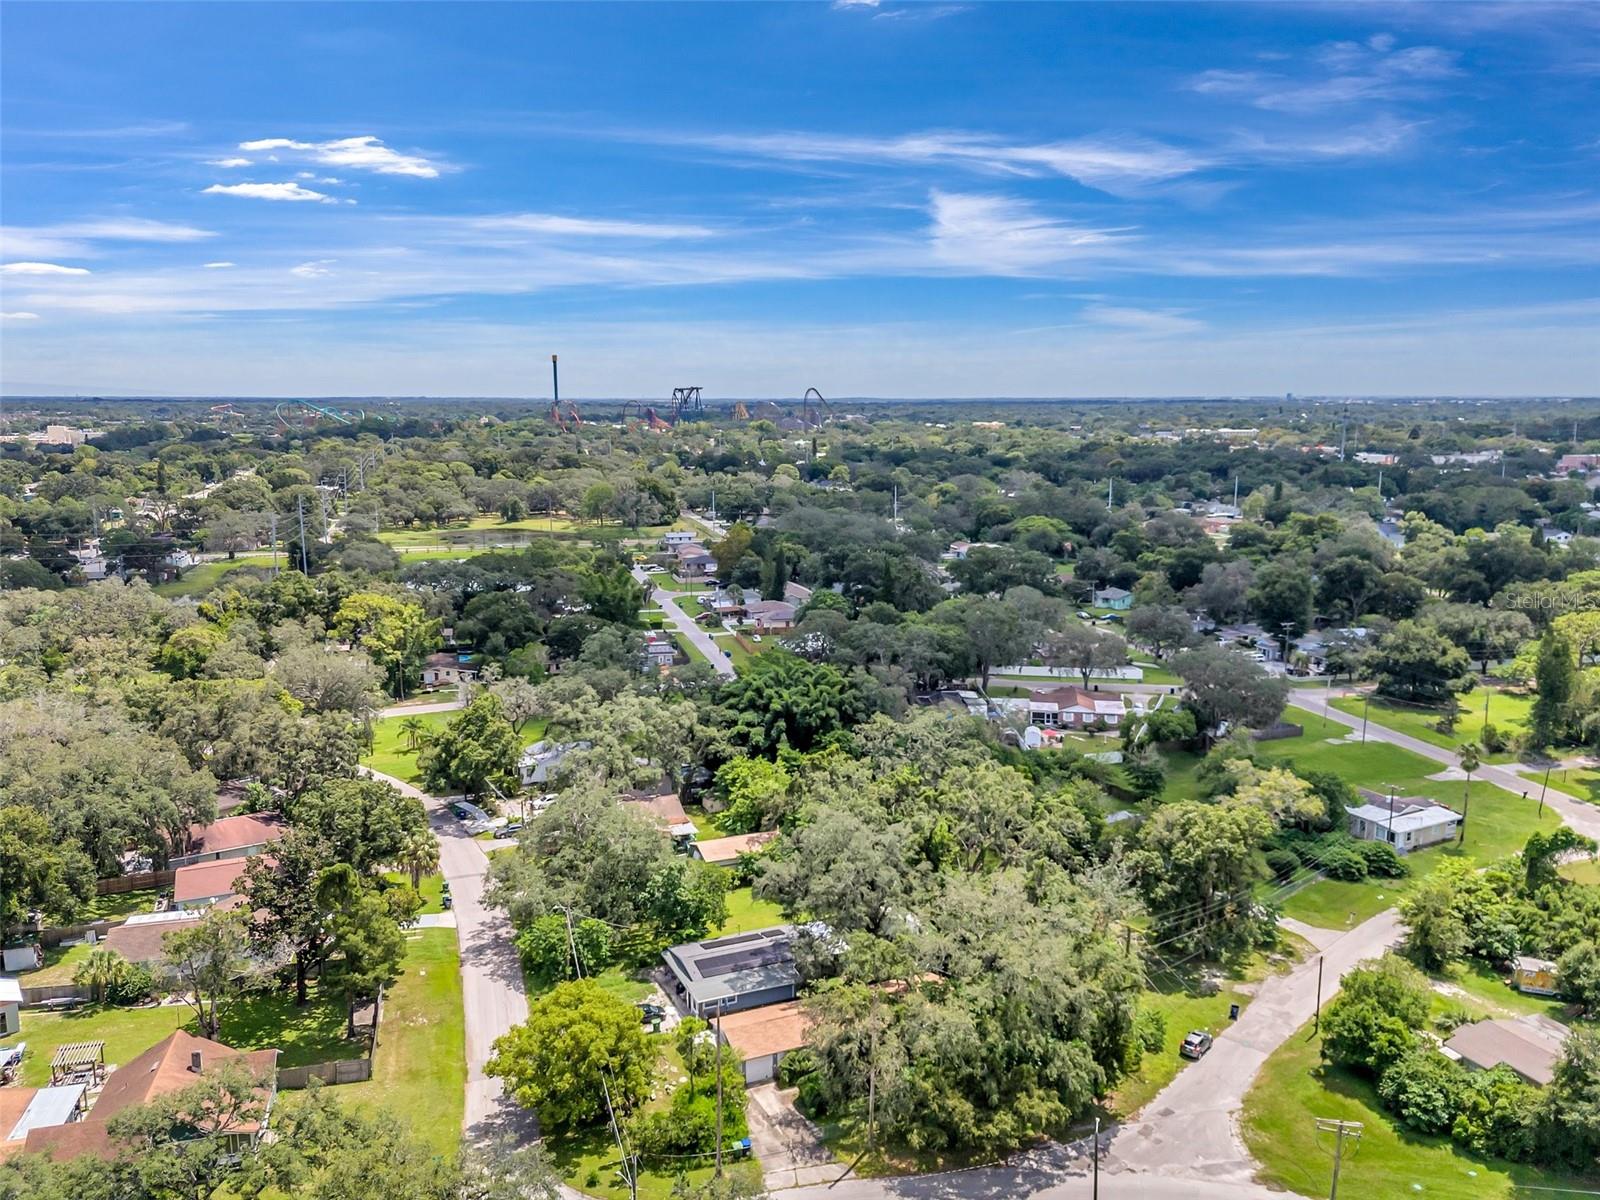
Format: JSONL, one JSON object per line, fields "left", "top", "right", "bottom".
{"left": 548, "top": 1121, "right": 762, "bottom": 1199}
{"left": 717, "top": 887, "right": 785, "bottom": 936}
{"left": 671, "top": 631, "right": 709, "bottom": 667}
{"left": 381, "top": 870, "right": 446, "bottom": 915}
{"left": 1519, "top": 763, "right": 1600, "bottom": 806}
{"left": 377, "top": 516, "right": 675, "bottom": 550}
{"left": 0, "top": 984, "right": 357, "bottom": 1087}
{"left": 1242, "top": 1020, "right": 1595, "bottom": 1199}
{"left": 362, "top": 710, "right": 546, "bottom": 785}
{"left": 1132, "top": 661, "right": 1181, "bottom": 685}
{"left": 17, "top": 941, "right": 95, "bottom": 987}
{"left": 335, "top": 927, "right": 466, "bottom": 1156}
{"left": 1562, "top": 857, "right": 1600, "bottom": 885}
{"left": 1329, "top": 688, "right": 1531, "bottom": 764}
{"left": 1259, "top": 707, "right": 1564, "bottom": 928}
{"left": 1438, "top": 959, "right": 1573, "bottom": 1023}
{"left": 153, "top": 555, "right": 274, "bottom": 598}
{"left": 81, "top": 887, "right": 160, "bottom": 923}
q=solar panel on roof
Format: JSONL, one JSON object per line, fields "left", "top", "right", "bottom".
{"left": 697, "top": 942, "right": 793, "bottom": 978}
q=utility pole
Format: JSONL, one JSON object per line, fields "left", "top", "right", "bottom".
{"left": 714, "top": 998, "right": 725, "bottom": 1175}
{"left": 1314, "top": 955, "right": 1325, "bottom": 1033}
{"left": 1539, "top": 762, "right": 1552, "bottom": 818}
{"left": 296, "top": 497, "right": 309, "bottom": 574}
{"left": 1314, "top": 1118, "right": 1362, "bottom": 1199}
{"left": 1091, "top": 1116, "right": 1101, "bottom": 1200}
{"left": 269, "top": 512, "right": 279, "bottom": 576}
{"left": 1360, "top": 693, "right": 1371, "bottom": 745}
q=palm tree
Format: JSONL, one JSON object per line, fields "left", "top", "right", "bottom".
{"left": 73, "top": 947, "right": 129, "bottom": 1005}
{"left": 1457, "top": 741, "right": 1481, "bottom": 846}
{"left": 398, "top": 829, "right": 439, "bottom": 889}
{"left": 399, "top": 716, "right": 428, "bottom": 752}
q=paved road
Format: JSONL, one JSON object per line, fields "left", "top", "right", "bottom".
{"left": 1294, "top": 688, "right": 1600, "bottom": 844}
{"left": 378, "top": 696, "right": 467, "bottom": 718}
{"left": 361, "top": 767, "right": 534, "bottom": 1143}
{"left": 1106, "top": 907, "right": 1401, "bottom": 1184}
{"left": 634, "top": 567, "right": 737, "bottom": 678}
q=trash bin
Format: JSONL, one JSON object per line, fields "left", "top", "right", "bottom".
{"left": 1229, "top": 1003, "right": 1241, "bottom": 1020}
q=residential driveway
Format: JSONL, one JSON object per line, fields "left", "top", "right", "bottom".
{"left": 746, "top": 1082, "right": 838, "bottom": 1190}
{"left": 1294, "top": 689, "right": 1600, "bottom": 845}
{"left": 360, "top": 767, "right": 534, "bottom": 1144}
{"left": 632, "top": 566, "right": 736, "bottom": 678}
{"left": 378, "top": 697, "right": 467, "bottom": 718}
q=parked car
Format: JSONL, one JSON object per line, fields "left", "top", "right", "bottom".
{"left": 1075, "top": 610, "right": 1093, "bottom": 620}
{"left": 1179, "top": 1030, "right": 1213, "bottom": 1059}
{"left": 637, "top": 1001, "right": 666, "bottom": 1024}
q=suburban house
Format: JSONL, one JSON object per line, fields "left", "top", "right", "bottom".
{"left": 1442, "top": 1016, "right": 1566, "bottom": 1086}
{"left": 914, "top": 689, "right": 989, "bottom": 718}
{"left": 640, "top": 632, "right": 679, "bottom": 672}
{"left": 663, "top": 530, "right": 698, "bottom": 547}
{"left": 102, "top": 911, "right": 204, "bottom": 972}
{"left": 673, "top": 543, "right": 718, "bottom": 579}
{"left": 519, "top": 740, "right": 590, "bottom": 788}
{"left": 16, "top": 1030, "right": 279, "bottom": 1162}
{"left": 619, "top": 791, "right": 699, "bottom": 846}
{"left": 743, "top": 599, "right": 796, "bottom": 631}
{"left": 1511, "top": 956, "right": 1560, "bottom": 997}
{"left": 1024, "top": 685, "right": 1126, "bottom": 729}
{"left": 662, "top": 926, "right": 798, "bottom": 1017}
{"left": 1344, "top": 791, "right": 1461, "bottom": 854}
{"left": 0, "top": 977, "right": 19, "bottom": 1037}
{"left": 171, "top": 855, "right": 265, "bottom": 911}
{"left": 420, "top": 652, "right": 478, "bottom": 688}
{"left": 1556, "top": 453, "right": 1600, "bottom": 475}
{"left": 170, "top": 811, "right": 286, "bottom": 869}
{"left": 783, "top": 581, "right": 813, "bottom": 606}
{"left": 1091, "top": 586, "right": 1132, "bottom": 610}
{"left": 691, "top": 831, "right": 778, "bottom": 866}
{"left": 717, "top": 999, "right": 810, "bottom": 1085}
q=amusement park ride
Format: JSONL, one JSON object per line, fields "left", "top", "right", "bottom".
{"left": 274, "top": 401, "right": 365, "bottom": 428}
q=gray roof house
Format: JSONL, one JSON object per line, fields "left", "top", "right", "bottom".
{"left": 662, "top": 926, "right": 798, "bottom": 1017}
{"left": 1442, "top": 1015, "right": 1566, "bottom": 1086}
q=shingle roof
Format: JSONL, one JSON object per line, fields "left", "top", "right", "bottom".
{"left": 717, "top": 1000, "right": 810, "bottom": 1060}
{"left": 185, "top": 812, "right": 285, "bottom": 857}
{"left": 692, "top": 831, "right": 778, "bottom": 863}
{"left": 172, "top": 856, "right": 265, "bottom": 905}
{"left": 1444, "top": 1017, "right": 1564, "bottom": 1086}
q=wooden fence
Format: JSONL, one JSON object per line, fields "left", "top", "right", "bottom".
{"left": 277, "top": 1058, "right": 374, "bottom": 1089}
{"left": 96, "top": 870, "right": 174, "bottom": 896}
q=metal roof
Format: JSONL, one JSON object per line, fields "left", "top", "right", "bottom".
{"left": 6, "top": 1084, "right": 84, "bottom": 1141}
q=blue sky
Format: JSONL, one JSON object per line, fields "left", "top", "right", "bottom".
{"left": 1, "top": 1, "right": 1596, "bottom": 397}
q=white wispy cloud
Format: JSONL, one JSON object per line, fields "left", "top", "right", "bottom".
{"left": 450, "top": 212, "right": 718, "bottom": 240}
{"left": 203, "top": 182, "right": 337, "bottom": 203}
{"left": 207, "top": 157, "right": 252, "bottom": 168}
{"left": 1080, "top": 304, "right": 1205, "bottom": 335}
{"left": 236, "top": 135, "right": 442, "bottom": 178}
{"left": 204, "top": 261, "right": 236, "bottom": 269}
{"left": 1189, "top": 38, "right": 1462, "bottom": 112}
{"left": 646, "top": 129, "right": 1207, "bottom": 194}
{"left": 1, "top": 218, "right": 215, "bottom": 259}
{"left": 1, "top": 312, "right": 41, "bottom": 320}
{"left": 1, "top": 262, "right": 91, "bottom": 276}
{"left": 927, "top": 191, "right": 1133, "bottom": 274}
{"left": 289, "top": 260, "right": 336, "bottom": 278}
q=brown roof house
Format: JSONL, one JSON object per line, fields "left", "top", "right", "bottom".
{"left": 691, "top": 831, "right": 778, "bottom": 866}
{"left": 717, "top": 999, "right": 811, "bottom": 1085}
{"left": 21, "top": 1030, "right": 278, "bottom": 1162}
{"left": 171, "top": 812, "right": 286, "bottom": 869}
{"left": 1442, "top": 1015, "right": 1567, "bottom": 1086}
{"left": 171, "top": 855, "right": 269, "bottom": 911}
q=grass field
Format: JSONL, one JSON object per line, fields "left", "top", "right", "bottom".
{"left": 336, "top": 927, "right": 466, "bottom": 1156}
{"left": 153, "top": 555, "right": 275, "bottom": 598}
{"left": 1242, "top": 1020, "right": 1595, "bottom": 1199}
{"left": 718, "top": 887, "right": 785, "bottom": 936}
{"left": 0, "top": 983, "right": 358, "bottom": 1087}
{"left": 377, "top": 515, "right": 676, "bottom": 550}
{"left": 1520, "top": 763, "right": 1600, "bottom": 806}
{"left": 1258, "top": 706, "right": 1563, "bottom": 927}
{"left": 1562, "top": 856, "right": 1600, "bottom": 885}
{"left": 1330, "top": 687, "right": 1532, "bottom": 763}
{"left": 671, "top": 631, "right": 709, "bottom": 667}
{"left": 361, "top": 709, "right": 546, "bottom": 785}
{"left": 17, "top": 941, "right": 95, "bottom": 987}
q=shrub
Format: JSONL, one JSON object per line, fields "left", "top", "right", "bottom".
{"left": 1135, "top": 1007, "right": 1167, "bottom": 1054}
{"left": 1432, "top": 1000, "right": 1471, "bottom": 1034}
{"left": 1320, "top": 955, "right": 1430, "bottom": 1077}
{"left": 1265, "top": 848, "right": 1300, "bottom": 882}
{"left": 795, "top": 1071, "right": 831, "bottom": 1117}
{"left": 1480, "top": 723, "right": 1507, "bottom": 754}
{"left": 1452, "top": 1066, "right": 1537, "bottom": 1161}
{"left": 777, "top": 1047, "right": 817, "bottom": 1088}
{"left": 1378, "top": 1050, "right": 1468, "bottom": 1135}
{"left": 1318, "top": 843, "right": 1369, "bottom": 881}
{"left": 1354, "top": 841, "right": 1408, "bottom": 879}
{"left": 106, "top": 964, "right": 154, "bottom": 1007}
